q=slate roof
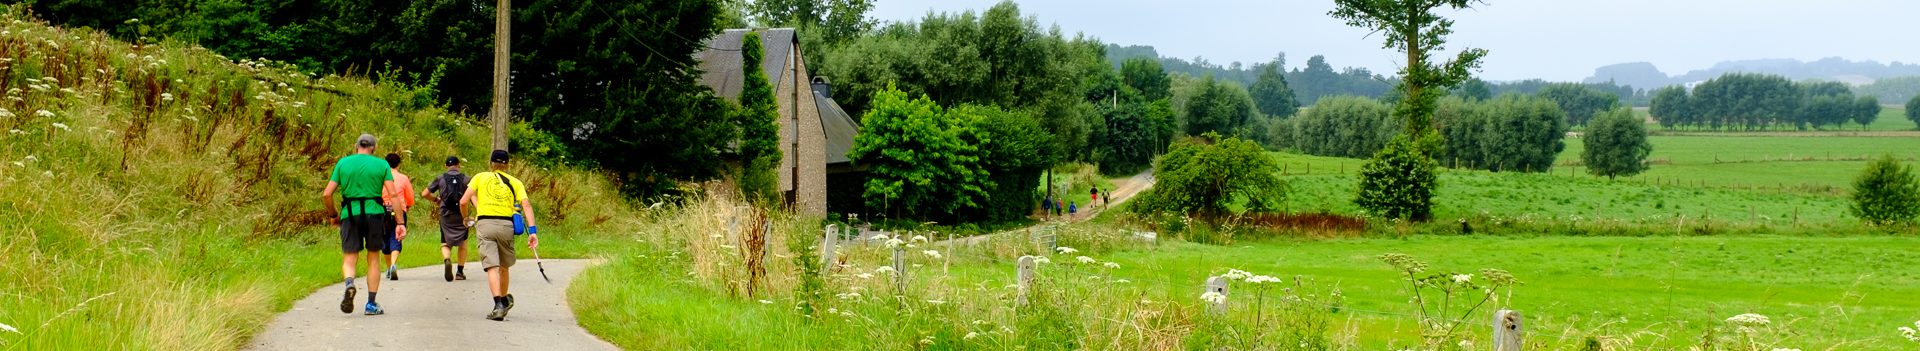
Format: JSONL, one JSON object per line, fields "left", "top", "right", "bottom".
{"left": 815, "top": 84, "right": 859, "bottom": 165}
{"left": 695, "top": 29, "right": 795, "bottom": 101}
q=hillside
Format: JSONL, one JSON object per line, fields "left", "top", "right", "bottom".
{"left": 0, "top": 10, "right": 640, "bottom": 349}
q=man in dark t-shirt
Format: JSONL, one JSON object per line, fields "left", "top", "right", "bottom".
{"left": 423, "top": 156, "right": 472, "bottom": 282}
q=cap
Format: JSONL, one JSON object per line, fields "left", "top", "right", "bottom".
{"left": 445, "top": 156, "right": 461, "bottom": 166}
{"left": 490, "top": 150, "right": 510, "bottom": 164}
{"left": 356, "top": 134, "right": 377, "bottom": 148}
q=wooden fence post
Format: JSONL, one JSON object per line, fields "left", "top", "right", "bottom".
{"left": 892, "top": 244, "right": 907, "bottom": 293}
{"left": 1205, "top": 276, "right": 1229, "bottom": 314}
{"left": 1016, "top": 256, "right": 1036, "bottom": 305}
{"left": 820, "top": 224, "right": 839, "bottom": 268}
{"left": 1493, "top": 309, "right": 1524, "bottom": 351}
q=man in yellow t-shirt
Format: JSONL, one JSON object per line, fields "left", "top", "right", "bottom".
{"left": 459, "top": 150, "right": 540, "bottom": 321}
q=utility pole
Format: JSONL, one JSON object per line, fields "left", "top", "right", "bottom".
{"left": 489, "top": 0, "right": 511, "bottom": 152}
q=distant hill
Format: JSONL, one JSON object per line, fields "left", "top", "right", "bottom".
{"left": 1585, "top": 58, "right": 1920, "bottom": 88}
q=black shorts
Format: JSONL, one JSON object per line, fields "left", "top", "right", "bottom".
{"left": 340, "top": 213, "right": 392, "bottom": 253}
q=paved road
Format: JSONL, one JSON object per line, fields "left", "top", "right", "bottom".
{"left": 246, "top": 259, "right": 614, "bottom": 351}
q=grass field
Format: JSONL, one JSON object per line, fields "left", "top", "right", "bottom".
{"left": 1558, "top": 135, "right": 1920, "bottom": 190}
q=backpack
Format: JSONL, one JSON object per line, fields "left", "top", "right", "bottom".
{"left": 437, "top": 171, "right": 468, "bottom": 216}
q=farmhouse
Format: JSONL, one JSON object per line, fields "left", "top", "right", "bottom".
{"left": 694, "top": 28, "right": 862, "bottom": 216}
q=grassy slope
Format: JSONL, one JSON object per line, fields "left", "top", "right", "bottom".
{"left": 0, "top": 13, "right": 641, "bottom": 350}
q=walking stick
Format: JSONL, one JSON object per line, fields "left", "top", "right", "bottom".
{"left": 532, "top": 242, "right": 551, "bottom": 283}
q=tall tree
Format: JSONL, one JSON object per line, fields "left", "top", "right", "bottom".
{"left": 1582, "top": 108, "right": 1653, "bottom": 180}
{"left": 848, "top": 85, "right": 988, "bottom": 220}
{"left": 1120, "top": 57, "right": 1172, "bottom": 101}
{"left": 1181, "top": 76, "right": 1256, "bottom": 136}
{"left": 1451, "top": 78, "right": 1492, "bottom": 101}
{"left": 1536, "top": 83, "right": 1621, "bottom": 127}
{"left": 1331, "top": 0, "right": 1486, "bottom": 222}
{"left": 1291, "top": 55, "right": 1340, "bottom": 105}
{"left": 1249, "top": 62, "right": 1300, "bottom": 118}
{"left": 745, "top": 0, "right": 874, "bottom": 45}
{"left": 734, "top": 33, "right": 784, "bottom": 204}
{"left": 1649, "top": 85, "right": 1691, "bottom": 130}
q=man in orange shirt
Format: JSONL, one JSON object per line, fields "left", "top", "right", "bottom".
{"left": 383, "top": 153, "right": 417, "bottom": 280}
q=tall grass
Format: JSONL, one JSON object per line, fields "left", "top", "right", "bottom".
{"left": 0, "top": 8, "right": 645, "bottom": 349}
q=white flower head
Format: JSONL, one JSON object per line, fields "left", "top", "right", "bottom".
{"left": 1246, "top": 275, "right": 1281, "bottom": 284}
{"left": 757, "top": 299, "right": 773, "bottom": 304}
{"left": 874, "top": 266, "right": 897, "bottom": 275}
{"left": 910, "top": 235, "right": 928, "bottom": 243}
{"left": 1726, "top": 313, "right": 1771, "bottom": 326}
{"left": 963, "top": 332, "right": 979, "bottom": 340}
{"left": 1103, "top": 261, "right": 1121, "bottom": 269}
{"left": 0, "top": 322, "right": 15, "bottom": 334}
{"left": 50, "top": 122, "right": 69, "bottom": 131}
{"left": 1200, "top": 291, "right": 1227, "bottom": 304}
{"left": 161, "top": 93, "right": 174, "bottom": 101}
{"left": 1451, "top": 274, "right": 1473, "bottom": 284}
{"left": 1112, "top": 279, "right": 1130, "bottom": 283}
{"left": 1076, "top": 256, "right": 1096, "bottom": 264}
{"left": 36, "top": 110, "right": 55, "bottom": 118}
{"left": 1029, "top": 256, "right": 1051, "bottom": 265}
{"left": 1222, "top": 269, "right": 1252, "bottom": 280}
{"left": 922, "top": 250, "right": 942, "bottom": 259}
{"left": 884, "top": 238, "right": 905, "bottom": 248}
{"left": 1055, "top": 246, "right": 1078, "bottom": 254}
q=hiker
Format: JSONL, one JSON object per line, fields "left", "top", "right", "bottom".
{"left": 383, "top": 153, "right": 417, "bottom": 280}
{"left": 1090, "top": 187, "right": 1099, "bottom": 207}
{"left": 422, "top": 156, "right": 471, "bottom": 282}
{"left": 460, "top": 150, "right": 540, "bottom": 321}
{"left": 1068, "top": 201, "right": 1077, "bottom": 215}
{"left": 319, "top": 134, "right": 400, "bottom": 315}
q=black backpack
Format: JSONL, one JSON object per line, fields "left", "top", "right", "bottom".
{"left": 437, "top": 171, "right": 469, "bottom": 215}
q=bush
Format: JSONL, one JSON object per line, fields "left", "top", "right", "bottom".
{"left": 1850, "top": 155, "right": 1920, "bottom": 226}
{"left": 1289, "top": 96, "right": 1399, "bottom": 158}
{"left": 1434, "top": 95, "right": 1567, "bottom": 172}
{"left": 1354, "top": 133, "right": 1439, "bottom": 221}
{"left": 1132, "top": 133, "right": 1286, "bottom": 216}
{"left": 1907, "top": 95, "right": 1920, "bottom": 129}
{"left": 1582, "top": 108, "right": 1653, "bottom": 179}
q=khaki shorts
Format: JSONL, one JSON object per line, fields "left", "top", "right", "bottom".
{"left": 475, "top": 219, "right": 517, "bottom": 270}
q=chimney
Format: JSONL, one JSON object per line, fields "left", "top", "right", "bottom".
{"left": 811, "top": 76, "right": 832, "bottom": 100}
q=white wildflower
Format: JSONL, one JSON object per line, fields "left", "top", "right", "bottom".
{"left": 36, "top": 110, "right": 54, "bottom": 118}
{"left": 23, "top": 155, "right": 37, "bottom": 162}
{"left": 1200, "top": 291, "right": 1227, "bottom": 304}
{"left": 758, "top": 299, "right": 773, "bottom": 305}
{"left": 925, "top": 299, "right": 945, "bottom": 305}
{"left": 910, "top": 235, "right": 928, "bottom": 243}
{"left": 161, "top": 93, "right": 174, "bottom": 101}
{"left": 1222, "top": 269, "right": 1252, "bottom": 280}
{"left": 6, "top": 129, "right": 21, "bottom": 135}
{"left": 51, "top": 122, "right": 69, "bottom": 131}
{"left": 884, "top": 238, "right": 905, "bottom": 248}
{"left": 0, "top": 322, "right": 15, "bottom": 333}
{"left": 1076, "top": 256, "right": 1096, "bottom": 264}
{"left": 1246, "top": 275, "right": 1281, "bottom": 284}
{"left": 1103, "top": 261, "right": 1121, "bottom": 269}
{"left": 922, "top": 250, "right": 942, "bottom": 259}
{"left": 963, "top": 332, "right": 979, "bottom": 340}
{"left": 1451, "top": 274, "right": 1473, "bottom": 284}
{"left": 874, "top": 266, "right": 896, "bottom": 275}
{"left": 41, "top": 77, "right": 56, "bottom": 84}
{"left": 1112, "top": 279, "right": 1130, "bottom": 283}
{"left": 1055, "top": 246, "right": 1078, "bottom": 254}
{"left": 59, "top": 88, "right": 74, "bottom": 94}
{"left": 1726, "top": 313, "right": 1771, "bottom": 326}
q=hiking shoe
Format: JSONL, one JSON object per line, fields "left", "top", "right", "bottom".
{"left": 364, "top": 302, "right": 385, "bottom": 316}
{"left": 504, "top": 294, "right": 515, "bottom": 310}
{"left": 387, "top": 269, "right": 399, "bottom": 281}
{"left": 486, "top": 307, "right": 506, "bottom": 321}
{"left": 443, "top": 259, "right": 454, "bottom": 282}
{"left": 454, "top": 271, "right": 467, "bottom": 280}
{"left": 340, "top": 286, "right": 356, "bottom": 314}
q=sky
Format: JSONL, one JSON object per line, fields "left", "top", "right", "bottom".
{"left": 868, "top": 0, "right": 1918, "bottom": 82}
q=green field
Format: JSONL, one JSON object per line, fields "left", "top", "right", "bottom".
{"left": 1558, "top": 135, "right": 1920, "bottom": 189}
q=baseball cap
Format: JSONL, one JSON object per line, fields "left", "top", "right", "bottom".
{"left": 490, "top": 150, "right": 510, "bottom": 164}
{"left": 356, "top": 134, "right": 377, "bottom": 148}
{"left": 445, "top": 156, "right": 461, "bottom": 166}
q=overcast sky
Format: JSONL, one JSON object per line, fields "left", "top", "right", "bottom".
{"left": 869, "top": 0, "right": 1918, "bottom": 82}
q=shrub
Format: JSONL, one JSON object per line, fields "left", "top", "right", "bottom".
{"left": 1354, "top": 133, "right": 1439, "bottom": 221}
{"left": 1132, "top": 133, "right": 1286, "bottom": 217}
{"left": 733, "top": 33, "right": 783, "bottom": 205}
{"left": 1582, "top": 108, "right": 1653, "bottom": 179}
{"left": 1289, "top": 95, "right": 1399, "bottom": 158}
{"left": 1850, "top": 155, "right": 1920, "bottom": 226}
{"left": 1907, "top": 95, "right": 1920, "bottom": 129}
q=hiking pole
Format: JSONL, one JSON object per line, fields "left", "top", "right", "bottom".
{"left": 532, "top": 244, "right": 551, "bottom": 283}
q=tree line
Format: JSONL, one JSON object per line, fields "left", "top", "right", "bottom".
{"left": 1650, "top": 73, "right": 1881, "bottom": 131}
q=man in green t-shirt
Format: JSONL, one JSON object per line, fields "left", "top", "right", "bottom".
{"left": 320, "top": 134, "right": 404, "bottom": 315}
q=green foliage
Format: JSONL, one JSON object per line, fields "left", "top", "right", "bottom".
{"left": 1850, "top": 95, "right": 1881, "bottom": 127}
{"left": 1119, "top": 57, "right": 1171, "bottom": 101}
{"left": 1909, "top": 95, "right": 1920, "bottom": 128}
{"left": 1287, "top": 54, "right": 1398, "bottom": 105}
{"left": 1435, "top": 95, "right": 1567, "bottom": 172}
{"left": 820, "top": 1, "right": 1106, "bottom": 159}
{"left": 1451, "top": 78, "right": 1492, "bottom": 101}
{"left": 1536, "top": 83, "right": 1622, "bottom": 127}
{"left": 848, "top": 84, "right": 988, "bottom": 220}
{"left": 1649, "top": 85, "right": 1691, "bottom": 129}
{"left": 1180, "top": 76, "right": 1257, "bottom": 136}
{"left": 1329, "top": 0, "right": 1487, "bottom": 135}
{"left": 1133, "top": 133, "right": 1285, "bottom": 216}
{"left": 1850, "top": 155, "right": 1920, "bottom": 226}
{"left": 744, "top": 0, "right": 874, "bottom": 45}
{"left": 1096, "top": 99, "right": 1158, "bottom": 175}
{"left": 1354, "top": 134, "right": 1440, "bottom": 221}
{"left": 1582, "top": 108, "right": 1654, "bottom": 179}
{"left": 734, "top": 33, "right": 783, "bottom": 205}
{"left": 1690, "top": 73, "right": 1804, "bottom": 130}
{"left": 1288, "top": 96, "right": 1400, "bottom": 158}
{"left": 1248, "top": 63, "right": 1299, "bottom": 118}
{"left": 959, "top": 104, "right": 1054, "bottom": 222}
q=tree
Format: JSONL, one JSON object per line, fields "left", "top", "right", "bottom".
{"left": 734, "top": 33, "right": 783, "bottom": 204}
{"left": 1290, "top": 96, "right": 1399, "bottom": 158}
{"left": 1120, "top": 57, "right": 1172, "bottom": 101}
{"left": 1291, "top": 55, "right": 1340, "bottom": 105}
{"left": 1851, "top": 96, "right": 1881, "bottom": 129}
{"left": 959, "top": 104, "right": 1057, "bottom": 222}
{"left": 1098, "top": 100, "right": 1158, "bottom": 175}
{"left": 745, "top": 0, "right": 875, "bottom": 45}
{"left": 1908, "top": 95, "right": 1920, "bottom": 129}
{"left": 848, "top": 84, "right": 988, "bottom": 220}
{"left": 1353, "top": 134, "right": 1439, "bottom": 221}
{"left": 1452, "top": 78, "right": 1492, "bottom": 101}
{"left": 1132, "top": 133, "right": 1286, "bottom": 216}
{"left": 1181, "top": 76, "right": 1257, "bottom": 136}
{"left": 1649, "top": 85, "right": 1690, "bottom": 129}
{"left": 1850, "top": 155, "right": 1920, "bottom": 226}
{"left": 1582, "top": 108, "right": 1653, "bottom": 179}
{"left": 1434, "top": 95, "right": 1566, "bottom": 172}
{"left": 1330, "top": 0, "right": 1486, "bottom": 222}
{"left": 1249, "top": 62, "right": 1300, "bottom": 118}
{"left": 1536, "top": 83, "right": 1621, "bottom": 127}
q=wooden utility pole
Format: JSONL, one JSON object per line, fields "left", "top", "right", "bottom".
{"left": 489, "top": 0, "right": 511, "bottom": 152}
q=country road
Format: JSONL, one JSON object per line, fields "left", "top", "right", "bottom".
{"left": 246, "top": 259, "right": 614, "bottom": 351}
